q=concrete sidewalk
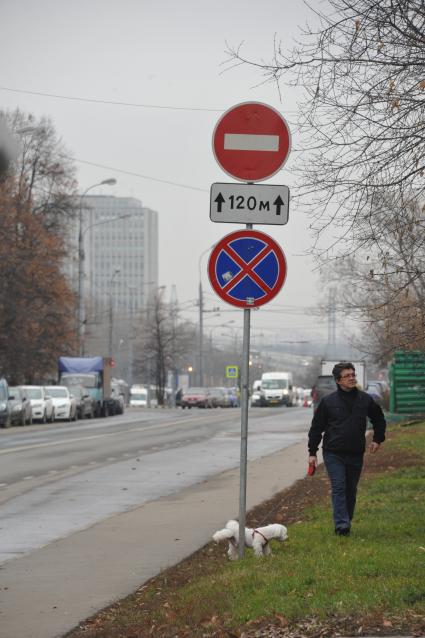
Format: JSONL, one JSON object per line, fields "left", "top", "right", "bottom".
{"left": 0, "top": 439, "right": 310, "bottom": 638}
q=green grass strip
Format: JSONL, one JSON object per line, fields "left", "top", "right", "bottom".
{"left": 164, "top": 424, "right": 425, "bottom": 630}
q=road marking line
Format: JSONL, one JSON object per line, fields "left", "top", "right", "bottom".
{"left": 0, "top": 414, "right": 238, "bottom": 456}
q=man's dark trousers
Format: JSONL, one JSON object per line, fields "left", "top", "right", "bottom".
{"left": 323, "top": 451, "right": 364, "bottom": 532}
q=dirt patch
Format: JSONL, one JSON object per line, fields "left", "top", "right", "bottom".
{"left": 67, "top": 427, "right": 425, "bottom": 638}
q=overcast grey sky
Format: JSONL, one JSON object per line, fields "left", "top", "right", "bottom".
{"left": 1, "top": 0, "right": 337, "bottom": 347}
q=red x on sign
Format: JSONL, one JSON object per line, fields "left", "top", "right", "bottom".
{"left": 208, "top": 229, "right": 287, "bottom": 308}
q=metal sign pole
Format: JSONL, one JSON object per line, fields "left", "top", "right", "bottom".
{"left": 211, "top": 102, "right": 291, "bottom": 560}
{"left": 238, "top": 221, "right": 253, "bottom": 558}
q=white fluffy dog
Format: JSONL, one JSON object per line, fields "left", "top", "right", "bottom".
{"left": 213, "top": 519, "right": 288, "bottom": 560}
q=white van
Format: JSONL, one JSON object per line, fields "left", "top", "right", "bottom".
{"left": 260, "top": 372, "right": 294, "bottom": 407}
{"left": 129, "top": 385, "right": 148, "bottom": 408}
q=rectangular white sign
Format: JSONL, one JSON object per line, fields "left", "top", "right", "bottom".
{"left": 224, "top": 133, "right": 279, "bottom": 152}
{"left": 210, "top": 183, "right": 290, "bottom": 225}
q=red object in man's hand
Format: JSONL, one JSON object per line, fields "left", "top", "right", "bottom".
{"left": 308, "top": 462, "right": 316, "bottom": 476}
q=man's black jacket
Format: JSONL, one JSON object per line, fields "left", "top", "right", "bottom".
{"left": 308, "top": 387, "right": 386, "bottom": 456}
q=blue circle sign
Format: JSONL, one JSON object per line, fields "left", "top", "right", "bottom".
{"left": 208, "top": 229, "right": 287, "bottom": 308}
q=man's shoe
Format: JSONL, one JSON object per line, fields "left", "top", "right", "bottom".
{"left": 335, "top": 527, "right": 350, "bottom": 536}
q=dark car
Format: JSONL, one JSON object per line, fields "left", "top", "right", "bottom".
{"left": 181, "top": 387, "right": 212, "bottom": 409}
{"left": 209, "top": 387, "right": 229, "bottom": 408}
{"left": 0, "top": 377, "right": 12, "bottom": 428}
{"left": 175, "top": 388, "right": 183, "bottom": 407}
{"left": 8, "top": 386, "right": 33, "bottom": 425}
{"left": 68, "top": 385, "right": 95, "bottom": 419}
{"left": 311, "top": 375, "right": 337, "bottom": 410}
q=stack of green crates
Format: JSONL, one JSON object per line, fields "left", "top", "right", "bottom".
{"left": 389, "top": 351, "right": 425, "bottom": 414}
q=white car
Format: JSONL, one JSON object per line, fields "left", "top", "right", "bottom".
{"left": 45, "top": 386, "right": 77, "bottom": 422}
{"left": 21, "top": 385, "right": 55, "bottom": 423}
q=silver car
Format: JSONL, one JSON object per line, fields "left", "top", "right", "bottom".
{"left": 8, "top": 387, "right": 33, "bottom": 425}
{"left": 21, "top": 385, "right": 55, "bottom": 423}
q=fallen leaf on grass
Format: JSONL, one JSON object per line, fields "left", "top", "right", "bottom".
{"left": 274, "top": 613, "right": 288, "bottom": 626}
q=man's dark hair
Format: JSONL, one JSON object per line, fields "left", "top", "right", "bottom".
{"left": 332, "top": 362, "right": 355, "bottom": 381}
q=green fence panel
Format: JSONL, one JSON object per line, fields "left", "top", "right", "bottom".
{"left": 389, "top": 350, "right": 425, "bottom": 414}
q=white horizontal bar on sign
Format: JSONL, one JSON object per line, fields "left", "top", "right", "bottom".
{"left": 224, "top": 133, "right": 279, "bottom": 152}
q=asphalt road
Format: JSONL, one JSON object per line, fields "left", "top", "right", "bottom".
{"left": 0, "top": 405, "right": 313, "bottom": 638}
{"left": 0, "top": 405, "right": 310, "bottom": 565}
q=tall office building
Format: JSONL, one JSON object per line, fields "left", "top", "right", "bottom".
{"left": 82, "top": 195, "right": 158, "bottom": 314}
{"left": 67, "top": 194, "right": 158, "bottom": 368}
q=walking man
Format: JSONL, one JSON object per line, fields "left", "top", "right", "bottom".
{"left": 308, "top": 362, "right": 386, "bottom": 535}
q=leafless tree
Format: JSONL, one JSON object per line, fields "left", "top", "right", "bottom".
{"left": 226, "top": 0, "right": 425, "bottom": 362}
{"left": 225, "top": 0, "right": 425, "bottom": 256}
{"left": 2, "top": 109, "right": 77, "bottom": 233}
{"left": 321, "top": 192, "right": 425, "bottom": 362}
{"left": 134, "top": 293, "right": 197, "bottom": 405}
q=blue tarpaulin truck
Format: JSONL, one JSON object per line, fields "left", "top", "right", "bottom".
{"left": 58, "top": 356, "right": 113, "bottom": 417}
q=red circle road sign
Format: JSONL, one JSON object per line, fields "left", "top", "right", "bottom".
{"left": 208, "top": 229, "right": 287, "bottom": 308}
{"left": 212, "top": 102, "right": 291, "bottom": 182}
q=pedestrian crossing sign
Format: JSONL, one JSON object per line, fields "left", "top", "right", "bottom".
{"left": 226, "top": 365, "right": 239, "bottom": 379}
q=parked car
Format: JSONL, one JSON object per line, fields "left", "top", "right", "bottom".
{"left": 68, "top": 385, "right": 96, "bottom": 419}
{"left": 365, "top": 382, "right": 385, "bottom": 408}
{"left": 250, "top": 388, "right": 266, "bottom": 407}
{"left": 209, "top": 387, "right": 228, "bottom": 408}
{"left": 110, "top": 382, "right": 125, "bottom": 415}
{"left": 0, "top": 377, "right": 12, "bottom": 428}
{"left": 21, "top": 385, "right": 55, "bottom": 423}
{"left": 181, "top": 387, "right": 213, "bottom": 409}
{"left": 311, "top": 375, "right": 337, "bottom": 410}
{"left": 367, "top": 379, "right": 389, "bottom": 409}
{"left": 45, "top": 386, "right": 77, "bottom": 422}
{"left": 8, "top": 386, "right": 33, "bottom": 425}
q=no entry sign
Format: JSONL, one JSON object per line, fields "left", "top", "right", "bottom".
{"left": 212, "top": 102, "right": 291, "bottom": 182}
{"left": 208, "top": 229, "right": 287, "bottom": 308}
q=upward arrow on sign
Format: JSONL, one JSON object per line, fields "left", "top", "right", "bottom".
{"left": 273, "top": 195, "right": 284, "bottom": 215}
{"left": 214, "top": 192, "right": 225, "bottom": 212}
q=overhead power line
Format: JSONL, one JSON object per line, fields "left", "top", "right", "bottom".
{"left": 61, "top": 154, "right": 209, "bottom": 193}
{"left": 0, "top": 86, "right": 223, "bottom": 112}
{"left": 0, "top": 85, "right": 299, "bottom": 115}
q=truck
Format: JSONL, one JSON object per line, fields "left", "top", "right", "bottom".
{"left": 260, "top": 371, "right": 294, "bottom": 407}
{"left": 320, "top": 360, "right": 367, "bottom": 389}
{"left": 58, "top": 356, "right": 114, "bottom": 417}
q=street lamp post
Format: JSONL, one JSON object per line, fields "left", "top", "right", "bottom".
{"left": 78, "top": 178, "right": 116, "bottom": 355}
{"left": 108, "top": 269, "right": 121, "bottom": 359}
{"left": 198, "top": 244, "right": 216, "bottom": 386}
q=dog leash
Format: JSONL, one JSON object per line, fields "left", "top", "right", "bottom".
{"left": 253, "top": 529, "right": 269, "bottom": 545}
